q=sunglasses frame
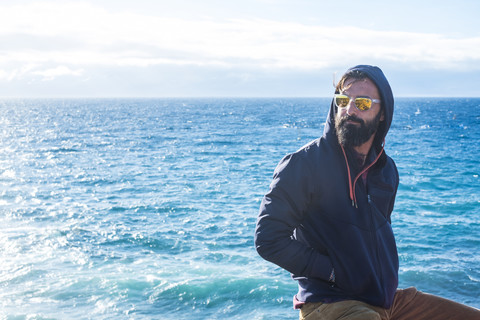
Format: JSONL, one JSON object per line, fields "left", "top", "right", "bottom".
{"left": 334, "top": 93, "right": 381, "bottom": 111}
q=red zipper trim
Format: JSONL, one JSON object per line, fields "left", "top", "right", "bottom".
{"left": 340, "top": 141, "right": 385, "bottom": 207}
{"left": 340, "top": 145, "right": 355, "bottom": 207}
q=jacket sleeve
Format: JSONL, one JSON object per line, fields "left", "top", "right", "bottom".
{"left": 254, "top": 152, "right": 333, "bottom": 281}
{"left": 385, "top": 157, "right": 400, "bottom": 223}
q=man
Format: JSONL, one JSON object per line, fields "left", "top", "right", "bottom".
{"left": 254, "top": 65, "right": 480, "bottom": 319}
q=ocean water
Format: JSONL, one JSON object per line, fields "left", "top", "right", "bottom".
{"left": 0, "top": 97, "right": 478, "bottom": 319}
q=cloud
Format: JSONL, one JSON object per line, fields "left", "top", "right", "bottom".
{"left": 0, "top": 1, "right": 479, "bottom": 74}
{"left": 0, "top": 64, "right": 39, "bottom": 82}
{"left": 31, "top": 66, "right": 84, "bottom": 81}
{"left": 0, "top": 63, "right": 83, "bottom": 82}
{"left": 2, "top": 1, "right": 480, "bottom": 73}
{"left": 0, "top": 1, "right": 479, "bottom": 97}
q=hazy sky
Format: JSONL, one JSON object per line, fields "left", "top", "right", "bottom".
{"left": 1, "top": 0, "right": 479, "bottom": 97}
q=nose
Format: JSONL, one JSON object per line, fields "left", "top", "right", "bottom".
{"left": 345, "top": 98, "right": 357, "bottom": 115}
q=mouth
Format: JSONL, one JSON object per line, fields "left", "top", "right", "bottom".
{"left": 346, "top": 119, "right": 361, "bottom": 125}
{"left": 343, "top": 117, "right": 363, "bottom": 126}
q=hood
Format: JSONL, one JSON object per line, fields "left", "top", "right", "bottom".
{"left": 323, "top": 65, "right": 394, "bottom": 152}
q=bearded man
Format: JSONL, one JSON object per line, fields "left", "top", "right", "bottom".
{"left": 254, "top": 65, "right": 480, "bottom": 319}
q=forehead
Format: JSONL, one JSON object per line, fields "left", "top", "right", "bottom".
{"left": 342, "top": 78, "right": 380, "bottom": 98}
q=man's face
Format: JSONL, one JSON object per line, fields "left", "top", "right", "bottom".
{"left": 335, "top": 78, "right": 384, "bottom": 149}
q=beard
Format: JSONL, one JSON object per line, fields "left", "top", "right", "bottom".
{"left": 335, "top": 111, "right": 382, "bottom": 149}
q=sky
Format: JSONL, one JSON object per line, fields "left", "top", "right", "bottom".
{"left": 1, "top": 0, "right": 480, "bottom": 98}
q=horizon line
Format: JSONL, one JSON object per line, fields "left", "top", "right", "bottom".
{"left": 1, "top": 95, "right": 479, "bottom": 99}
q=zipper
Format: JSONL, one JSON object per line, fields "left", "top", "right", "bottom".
{"left": 340, "top": 141, "right": 385, "bottom": 208}
{"left": 368, "top": 193, "right": 386, "bottom": 306}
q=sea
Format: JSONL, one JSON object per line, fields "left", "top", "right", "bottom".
{"left": 0, "top": 97, "right": 479, "bottom": 319}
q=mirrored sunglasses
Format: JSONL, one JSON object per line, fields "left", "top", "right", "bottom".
{"left": 334, "top": 94, "right": 381, "bottom": 111}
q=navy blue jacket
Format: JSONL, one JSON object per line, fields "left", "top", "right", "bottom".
{"left": 254, "top": 65, "right": 399, "bottom": 308}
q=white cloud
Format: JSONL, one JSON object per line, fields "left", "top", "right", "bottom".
{"left": 0, "top": 64, "right": 39, "bottom": 82}
{"left": 31, "top": 66, "right": 84, "bottom": 81}
{"left": 0, "top": 64, "right": 83, "bottom": 82}
{"left": 0, "top": 1, "right": 479, "bottom": 82}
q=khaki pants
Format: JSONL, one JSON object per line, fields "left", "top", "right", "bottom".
{"left": 299, "top": 287, "right": 480, "bottom": 320}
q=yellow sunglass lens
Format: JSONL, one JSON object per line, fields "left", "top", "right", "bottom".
{"left": 335, "top": 96, "right": 350, "bottom": 107}
{"left": 335, "top": 94, "right": 374, "bottom": 111}
{"left": 354, "top": 98, "right": 372, "bottom": 111}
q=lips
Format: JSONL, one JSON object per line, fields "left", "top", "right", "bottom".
{"left": 342, "top": 115, "right": 363, "bottom": 126}
{"left": 346, "top": 119, "right": 361, "bottom": 125}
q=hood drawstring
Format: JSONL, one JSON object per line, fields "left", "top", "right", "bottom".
{"left": 340, "top": 141, "right": 385, "bottom": 208}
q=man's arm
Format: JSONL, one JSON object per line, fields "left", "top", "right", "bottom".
{"left": 254, "top": 153, "right": 333, "bottom": 281}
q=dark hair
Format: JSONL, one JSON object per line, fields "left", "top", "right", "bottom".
{"left": 335, "top": 70, "right": 370, "bottom": 94}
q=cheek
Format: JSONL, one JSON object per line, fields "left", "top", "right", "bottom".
{"left": 336, "top": 108, "right": 347, "bottom": 119}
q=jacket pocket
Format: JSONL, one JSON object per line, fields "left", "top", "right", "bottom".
{"left": 326, "top": 226, "right": 381, "bottom": 295}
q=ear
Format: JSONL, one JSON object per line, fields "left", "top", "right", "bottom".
{"left": 380, "top": 110, "right": 385, "bottom": 121}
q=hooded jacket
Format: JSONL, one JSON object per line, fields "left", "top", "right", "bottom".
{"left": 254, "top": 65, "right": 399, "bottom": 308}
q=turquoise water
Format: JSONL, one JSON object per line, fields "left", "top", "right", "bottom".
{"left": 0, "top": 98, "right": 478, "bottom": 319}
